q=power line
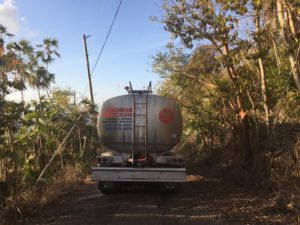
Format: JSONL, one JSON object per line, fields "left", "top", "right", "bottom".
{"left": 90, "top": 0, "right": 123, "bottom": 76}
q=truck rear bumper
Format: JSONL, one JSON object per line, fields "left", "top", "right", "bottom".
{"left": 91, "top": 167, "right": 186, "bottom": 182}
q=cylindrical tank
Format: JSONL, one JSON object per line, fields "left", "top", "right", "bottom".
{"left": 97, "top": 93, "right": 182, "bottom": 154}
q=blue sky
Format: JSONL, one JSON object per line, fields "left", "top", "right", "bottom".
{"left": 1, "top": 0, "right": 169, "bottom": 105}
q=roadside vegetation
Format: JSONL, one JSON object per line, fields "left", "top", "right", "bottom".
{"left": 0, "top": 24, "right": 97, "bottom": 222}
{"left": 153, "top": 0, "right": 300, "bottom": 218}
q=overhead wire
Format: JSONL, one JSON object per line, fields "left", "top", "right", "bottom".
{"left": 83, "top": 0, "right": 123, "bottom": 97}
{"left": 90, "top": 0, "right": 123, "bottom": 76}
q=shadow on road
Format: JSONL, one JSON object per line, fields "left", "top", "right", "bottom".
{"left": 18, "top": 174, "right": 293, "bottom": 225}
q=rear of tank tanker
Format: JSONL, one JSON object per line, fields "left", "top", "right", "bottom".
{"left": 93, "top": 91, "right": 186, "bottom": 193}
{"left": 97, "top": 94, "right": 183, "bottom": 154}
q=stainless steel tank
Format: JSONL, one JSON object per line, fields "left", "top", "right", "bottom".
{"left": 97, "top": 93, "right": 182, "bottom": 154}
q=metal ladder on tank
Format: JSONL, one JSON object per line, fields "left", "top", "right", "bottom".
{"left": 128, "top": 82, "right": 152, "bottom": 165}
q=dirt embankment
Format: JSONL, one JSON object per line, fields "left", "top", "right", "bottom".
{"left": 11, "top": 171, "right": 298, "bottom": 225}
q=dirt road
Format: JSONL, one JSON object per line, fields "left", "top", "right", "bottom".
{"left": 19, "top": 173, "right": 295, "bottom": 225}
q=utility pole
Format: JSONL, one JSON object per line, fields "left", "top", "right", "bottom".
{"left": 73, "top": 91, "right": 76, "bottom": 107}
{"left": 83, "top": 34, "right": 95, "bottom": 109}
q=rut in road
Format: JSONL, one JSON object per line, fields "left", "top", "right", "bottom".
{"left": 18, "top": 173, "right": 295, "bottom": 225}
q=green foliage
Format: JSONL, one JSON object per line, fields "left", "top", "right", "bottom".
{"left": 154, "top": 0, "right": 300, "bottom": 158}
{"left": 154, "top": 44, "right": 231, "bottom": 152}
{"left": 0, "top": 25, "right": 97, "bottom": 195}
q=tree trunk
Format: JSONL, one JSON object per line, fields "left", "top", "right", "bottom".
{"left": 272, "top": 33, "right": 282, "bottom": 69}
{"left": 288, "top": 53, "right": 300, "bottom": 91}
{"left": 46, "top": 87, "right": 51, "bottom": 100}
{"left": 255, "top": 10, "right": 270, "bottom": 138}
{"left": 276, "top": 1, "right": 287, "bottom": 40}
{"left": 199, "top": 134, "right": 208, "bottom": 152}
{"left": 237, "top": 97, "right": 253, "bottom": 166}
{"left": 246, "top": 90, "right": 259, "bottom": 141}
{"left": 21, "top": 91, "right": 24, "bottom": 102}
{"left": 78, "top": 128, "right": 83, "bottom": 157}
{"left": 38, "top": 88, "right": 42, "bottom": 111}
{"left": 258, "top": 55, "right": 270, "bottom": 136}
{"left": 210, "top": 131, "right": 214, "bottom": 152}
{"left": 223, "top": 44, "right": 253, "bottom": 165}
{"left": 74, "top": 91, "right": 76, "bottom": 107}
{"left": 6, "top": 127, "right": 17, "bottom": 194}
{"left": 60, "top": 152, "right": 64, "bottom": 169}
{"left": 276, "top": 0, "right": 300, "bottom": 92}
{"left": 0, "top": 146, "right": 3, "bottom": 179}
{"left": 286, "top": 6, "right": 298, "bottom": 42}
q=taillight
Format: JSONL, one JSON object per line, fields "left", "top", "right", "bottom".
{"left": 173, "top": 158, "right": 177, "bottom": 163}
{"left": 178, "top": 158, "right": 183, "bottom": 163}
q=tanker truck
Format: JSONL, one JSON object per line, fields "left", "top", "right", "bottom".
{"left": 92, "top": 82, "right": 186, "bottom": 193}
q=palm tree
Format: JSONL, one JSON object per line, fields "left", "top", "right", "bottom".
{"left": 27, "top": 62, "right": 55, "bottom": 108}
{"left": 36, "top": 38, "right": 60, "bottom": 69}
{"left": 0, "top": 24, "right": 13, "bottom": 38}
{"left": 33, "top": 38, "right": 60, "bottom": 104}
{"left": 7, "top": 40, "right": 34, "bottom": 101}
{"left": 0, "top": 24, "right": 13, "bottom": 56}
{"left": 0, "top": 24, "right": 14, "bottom": 101}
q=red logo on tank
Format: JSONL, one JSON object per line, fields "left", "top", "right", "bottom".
{"left": 159, "top": 108, "right": 173, "bottom": 124}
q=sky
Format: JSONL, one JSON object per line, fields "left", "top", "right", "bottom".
{"left": 1, "top": 0, "right": 170, "bottom": 105}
